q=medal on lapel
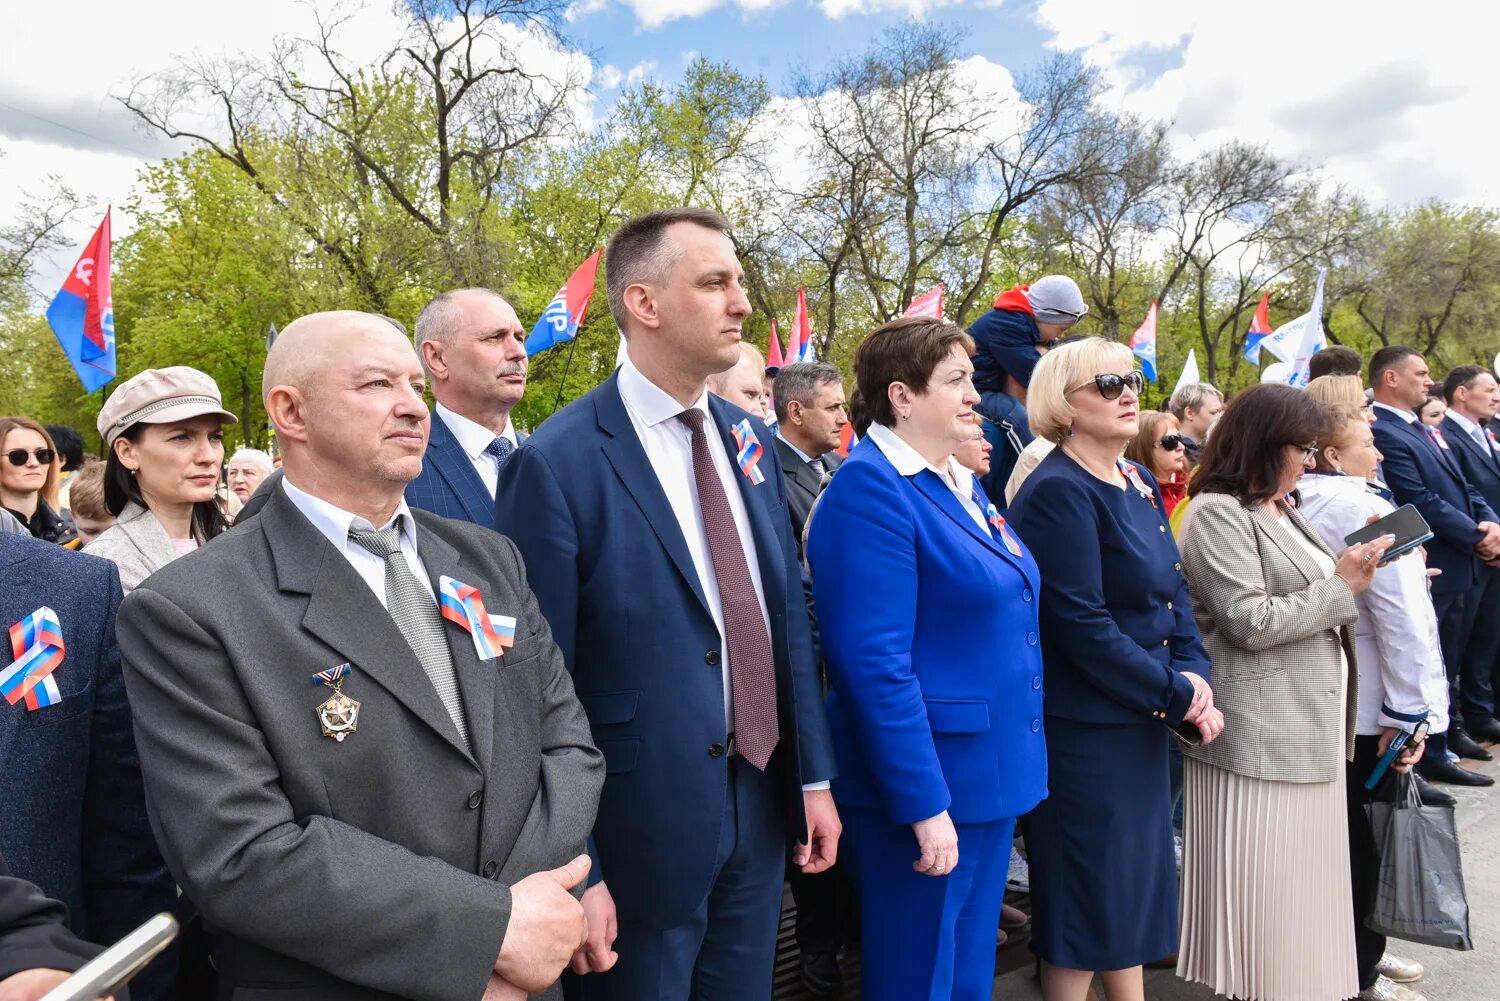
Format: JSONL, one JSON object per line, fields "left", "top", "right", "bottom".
{"left": 439, "top": 576, "right": 516, "bottom": 661}
{"left": 312, "top": 663, "right": 360, "bottom": 742}
{"left": 730, "top": 418, "right": 767, "bottom": 485}
{"left": 967, "top": 476, "right": 1024, "bottom": 557}
{"left": 3, "top": 607, "right": 64, "bottom": 711}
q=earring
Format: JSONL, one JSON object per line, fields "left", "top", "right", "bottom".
{"left": 900, "top": 413, "right": 910, "bottom": 422}
{"left": 1064, "top": 425, "right": 1075, "bottom": 438}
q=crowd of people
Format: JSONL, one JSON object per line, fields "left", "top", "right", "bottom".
{"left": 2, "top": 205, "right": 1496, "bottom": 1001}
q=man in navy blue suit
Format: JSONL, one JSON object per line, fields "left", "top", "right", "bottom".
{"left": 1440, "top": 364, "right": 1500, "bottom": 745}
{"left": 1370, "top": 346, "right": 1500, "bottom": 785}
{"left": 495, "top": 207, "right": 839, "bottom": 1001}
{"left": 406, "top": 288, "right": 529, "bottom": 528}
{"left": 0, "top": 534, "right": 177, "bottom": 999}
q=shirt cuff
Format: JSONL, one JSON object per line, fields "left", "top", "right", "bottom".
{"left": 801, "top": 781, "right": 831, "bottom": 792}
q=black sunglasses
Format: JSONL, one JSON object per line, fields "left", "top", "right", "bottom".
{"left": 5, "top": 448, "right": 54, "bottom": 467}
{"left": 1158, "top": 434, "right": 1186, "bottom": 451}
{"left": 1067, "top": 371, "right": 1146, "bottom": 401}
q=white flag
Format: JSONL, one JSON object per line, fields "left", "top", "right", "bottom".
{"left": 1287, "top": 269, "right": 1327, "bottom": 388}
{"left": 1172, "top": 349, "right": 1200, "bottom": 397}
{"left": 1261, "top": 270, "right": 1327, "bottom": 386}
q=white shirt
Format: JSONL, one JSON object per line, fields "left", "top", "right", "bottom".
{"left": 617, "top": 355, "right": 772, "bottom": 729}
{"left": 865, "top": 423, "right": 991, "bottom": 536}
{"left": 1297, "top": 474, "right": 1447, "bottom": 734}
{"left": 1445, "top": 408, "right": 1493, "bottom": 454}
{"left": 280, "top": 476, "right": 436, "bottom": 607}
{"left": 1372, "top": 401, "right": 1417, "bottom": 425}
{"left": 776, "top": 431, "right": 814, "bottom": 465}
{"left": 434, "top": 402, "right": 518, "bottom": 500}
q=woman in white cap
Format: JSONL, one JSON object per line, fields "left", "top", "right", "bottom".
{"left": 86, "top": 366, "right": 238, "bottom": 592}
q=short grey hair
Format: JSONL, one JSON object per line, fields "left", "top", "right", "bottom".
{"left": 774, "top": 362, "right": 843, "bottom": 423}
{"left": 414, "top": 288, "right": 505, "bottom": 376}
{"left": 1166, "top": 381, "right": 1224, "bottom": 421}
{"left": 227, "top": 447, "right": 274, "bottom": 475}
{"left": 605, "top": 207, "right": 731, "bottom": 334}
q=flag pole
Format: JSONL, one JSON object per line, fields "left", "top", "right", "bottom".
{"left": 549, "top": 333, "right": 581, "bottom": 417}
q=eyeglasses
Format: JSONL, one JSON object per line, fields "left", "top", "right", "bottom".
{"left": 1067, "top": 371, "right": 1146, "bottom": 401}
{"left": 1293, "top": 443, "right": 1319, "bottom": 463}
{"left": 5, "top": 448, "right": 54, "bottom": 467}
{"left": 1158, "top": 434, "right": 1186, "bottom": 451}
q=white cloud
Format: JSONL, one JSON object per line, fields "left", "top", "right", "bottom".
{"left": 595, "top": 59, "right": 659, "bottom": 91}
{"left": 0, "top": 0, "right": 595, "bottom": 291}
{"left": 564, "top": 0, "right": 610, "bottom": 21}
{"left": 1032, "top": 0, "right": 1500, "bottom": 207}
{"left": 816, "top": 0, "right": 966, "bottom": 19}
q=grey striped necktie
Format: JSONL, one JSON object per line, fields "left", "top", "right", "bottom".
{"left": 348, "top": 520, "right": 470, "bottom": 748}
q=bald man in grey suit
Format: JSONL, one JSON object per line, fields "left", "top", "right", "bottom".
{"left": 116, "top": 312, "right": 603, "bottom": 1001}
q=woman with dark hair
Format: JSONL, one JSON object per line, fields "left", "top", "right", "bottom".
{"left": 1176, "top": 383, "right": 1393, "bottom": 1001}
{"left": 1008, "top": 339, "right": 1219, "bottom": 1001}
{"left": 806, "top": 316, "right": 1046, "bottom": 1000}
{"left": 1123, "top": 410, "right": 1189, "bottom": 516}
{"left": 85, "top": 367, "right": 237, "bottom": 592}
{"left": 0, "top": 417, "right": 77, "bottom": 546}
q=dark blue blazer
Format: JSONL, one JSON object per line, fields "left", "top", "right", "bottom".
{"left": 405, "top": 411, "right": 524, "bottom": 529}
{"left": 1007, "top": 449, "right": 1209, "bottom": 728}
{"left": 1442, "top": 414, "right": 1500, "bottom": 516}
{"left": 1373, "top": 409, "right": 1496, "bottom": 596}
{"left": 492, "top": 374, "right": 834, "bottom": 925}
{"left": 806, "top": 437, "right": 1047, "bottom": 825}
{"left": 0, "top": 535, "right": 175, "bottom": 1000}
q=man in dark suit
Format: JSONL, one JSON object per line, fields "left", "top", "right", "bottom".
{"left": 0, "top": 850, "right": 120, "bottom": 999}
{"left": 1370, "top": 346, "right": 1500, "bottom": 785}
{"left": 0, "top": 535, "right": 176, "bottom": 1001}
{"left": 116, "top": 311, "right": 603, "bottom": 1001}
{"left": 771, "top": 362, "right": 848, "bottom": 555}
{"left": 494, "top": 208, "right": 839, "bottom": 1001}
{"left": 1440, "top": 364, "right": 1500, "bottom": 744}
{"left": 406, "top": 288, "right": 529, "bottom": 529}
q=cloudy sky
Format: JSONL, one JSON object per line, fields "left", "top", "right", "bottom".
{"left": 2, "top": 0, "right": 1492, "bottom": 291}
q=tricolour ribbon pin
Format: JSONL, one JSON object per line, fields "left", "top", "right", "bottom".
{"left": 439, "top": 577, "right": 516, "bottom": 661}
{"left": 2, "top": 607, "right": 64, "bottom": 711}
{"left": 730, "top": 418, "right": 766, "bottom": 485}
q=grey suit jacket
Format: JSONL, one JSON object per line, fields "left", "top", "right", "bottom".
{"left": 1177, "top": 492, "right": 1360, "bottom": 784}
{"left": 115, "top": 485, "right": 603, "bottom": 1001}
{"left": 772, "top": 435, "right": 842, "bottom": 554}
{"left": 83, "top": 502, "right": 179, "bottom": 594}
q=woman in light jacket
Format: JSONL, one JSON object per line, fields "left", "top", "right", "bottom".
{"left": 86, "top": 367, "right": 237, "bottom": 592}
{"left": 1176, "top": 384, "right": 1391, "bottom": 1001}
{"left": 1297, "top": 403, "right": 1434, "bottom": 999}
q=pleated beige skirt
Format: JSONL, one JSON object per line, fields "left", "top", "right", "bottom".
{"left": 1177, "top": 754, "right": 1357, "bottom": 1001}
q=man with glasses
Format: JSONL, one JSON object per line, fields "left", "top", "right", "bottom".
{"left": 1370, "top": 346, "right": 1500, "bottom": 787}
{"left": 966, "top": 275, "right": 1088, "bottom": 510}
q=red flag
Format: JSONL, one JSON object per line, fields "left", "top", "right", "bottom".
{"left": 903, "top": 284, "right": 944, "bottom": 319}
{"left": 836, "top": 421, "right": 854, "bottom": 458}
{"left": 767, "top": 317, "right": 784, "bottom": 369}
{"left": 46, "top": 207, "right": 116, "bottom": 392}
{"left": 524, "top": 248, "right": 602, "bottom": 354}
{"left": 792, "top": 287, "right": 814, "bottom": 362}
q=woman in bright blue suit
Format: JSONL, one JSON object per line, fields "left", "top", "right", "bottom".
{"left": 806, "top": 317, "right": 1047, "bottom": 1001}
{"left": 1006, "top": 338, "right": 1222, "bottom": 1001}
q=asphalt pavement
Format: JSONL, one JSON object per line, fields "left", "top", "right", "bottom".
{"left": 994, "top": 752, "right": 1500, "bottom": 1000}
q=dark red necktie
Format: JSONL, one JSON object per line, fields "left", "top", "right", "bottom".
{"left": 676, "top": 409, "right": 780, "bottom": 770}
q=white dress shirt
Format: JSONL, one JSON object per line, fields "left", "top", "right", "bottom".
{"left": 776, "top": 431, "right": 813, "bottom": 465}
{"left": 865, "top": 422, "right": 991, "bottom": 536}
{"left": 1373, "top": 401, "right": 1416, "bottom": 424}
{"left": 617, "top": 355, "right": 772, "bottom": 727}
{"left": 280, "top": 476, "right": 436, "bottom": 607}
{"left": 434, "top": 402, "right": 519, "bottom": 500}
{"left": 1446, "top": 408, "right": 1494, "bottom": 455}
